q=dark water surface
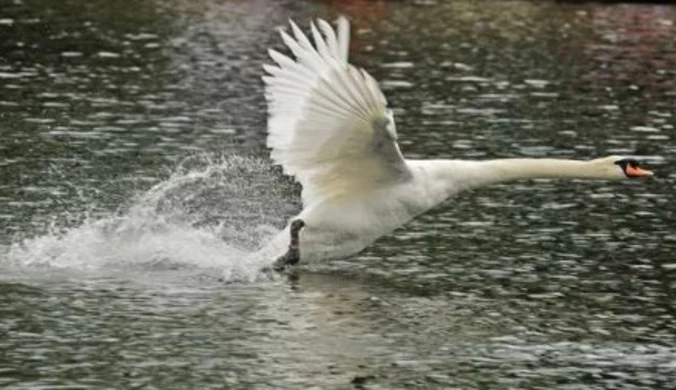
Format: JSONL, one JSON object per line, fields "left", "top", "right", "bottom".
{"left": 2, "top": 0, "right": 676, "bottom": 388}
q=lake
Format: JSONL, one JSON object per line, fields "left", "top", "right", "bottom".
{"left": 1, "top": 0, "right": 675, "bottom": 388}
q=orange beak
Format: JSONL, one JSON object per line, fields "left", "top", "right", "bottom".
{"left": 626, "top": 165, "right": 654, "bottom": 178}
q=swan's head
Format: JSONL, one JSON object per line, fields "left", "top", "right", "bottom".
{"left": 592, "top": 156, "right": 654, "bottom": 179}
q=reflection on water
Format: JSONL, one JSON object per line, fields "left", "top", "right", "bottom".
{"left": 1, "top": 0, "right": 676, "bottom": 388}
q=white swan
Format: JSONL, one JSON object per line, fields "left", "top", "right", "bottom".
{"left": 257, "top": 17, "right": 653, "bottom": 268}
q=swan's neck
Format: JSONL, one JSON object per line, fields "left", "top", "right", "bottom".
{"left": 417, "top": 158, "right": 621, "bottom": 196}
{"left": 465, "top": 158, "right": 610, "bottom": 187}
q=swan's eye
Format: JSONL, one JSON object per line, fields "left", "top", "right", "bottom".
{"left": 614, "top": 158, "right": 637, "bottom": 169}
{"left": 614, "top": 158, "right": 653, "bottom": 178}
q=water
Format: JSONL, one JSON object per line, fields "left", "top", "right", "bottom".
{"left": 1, "top": 0, "right": 676, "bottom": 388}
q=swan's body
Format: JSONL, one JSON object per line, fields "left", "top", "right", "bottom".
{"left": 256, "top": 18, "right": 653, "bottom": 265}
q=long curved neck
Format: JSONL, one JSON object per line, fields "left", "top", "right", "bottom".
{"left": 416, "top": 158, "right": 618, "bottom": 196}
{"left": 461, "top": 158, "right": 607, "bottom": 188}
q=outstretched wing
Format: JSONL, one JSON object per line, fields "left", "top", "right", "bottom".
{"left": 263, "top": 17, "right": 410, "bottom": 207}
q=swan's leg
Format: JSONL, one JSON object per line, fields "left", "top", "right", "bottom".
{"left": 272, "top": 219, "right": 305, "bottom": 272}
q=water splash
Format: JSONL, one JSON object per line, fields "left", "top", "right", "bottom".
{"left": 2, "top": 154, "right": 301, "bottom": 282}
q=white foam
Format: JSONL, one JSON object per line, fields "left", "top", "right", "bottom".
{"left": 1, "top": 155, "right": 299, "bottom": 282}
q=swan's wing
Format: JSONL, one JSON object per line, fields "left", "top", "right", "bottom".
{"left": 263, "top": 17, "right": 410, "bottom": 206}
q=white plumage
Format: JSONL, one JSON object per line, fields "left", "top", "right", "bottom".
{"left": 256, "top": 17, "right": 653, "bottom": 265}
{"left": 264, "top": 17, "right": 406, "bottom": 207}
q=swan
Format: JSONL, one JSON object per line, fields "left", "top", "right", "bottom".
{"left": 257, "top": 17, "right": 654, "bottom": 270}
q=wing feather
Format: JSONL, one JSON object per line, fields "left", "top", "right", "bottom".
{"left": 310, "top": 22, "right": 331, "bottom": 59}
{"left": 337, "top": 17, "right": 350, "bottom": 61}
{"left": 264, "top": 17, "right": 409, "bottom": 206}
{"left": 317, "top": 19, "right": 340, "bottom": 59}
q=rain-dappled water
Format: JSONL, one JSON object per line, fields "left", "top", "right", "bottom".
{"left": 2, "top": 0, "right": 676, "bottom": 388}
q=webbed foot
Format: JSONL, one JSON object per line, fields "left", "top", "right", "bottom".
{"left": 272, "top": 219, "right": 305, "bottom": 272}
